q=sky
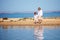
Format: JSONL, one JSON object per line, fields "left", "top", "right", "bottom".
{"left": 0, "top": 0, "right": 60, "bottom": 13}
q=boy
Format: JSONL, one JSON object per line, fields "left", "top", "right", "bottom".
{"left": 34, "top": 12, "right": 38, "bottom": 24}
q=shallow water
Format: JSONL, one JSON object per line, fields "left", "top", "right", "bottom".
{"left": 0, "top": 26, "right": 60, "bottom": 40}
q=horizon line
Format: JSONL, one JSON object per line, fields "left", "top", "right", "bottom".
{"left": 0, "top": 10, "right": 60, "bottom": 13}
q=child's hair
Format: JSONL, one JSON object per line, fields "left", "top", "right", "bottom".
{"left": 34, "top": 12, "right": 37, "bottom": 15}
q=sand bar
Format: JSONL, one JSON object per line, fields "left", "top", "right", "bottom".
{"left": 0, "top": 18, "right": 60, "bottom": 26}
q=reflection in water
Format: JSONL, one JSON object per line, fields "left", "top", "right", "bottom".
{"left": 0, "top": 26, "right": 34, "bottom": 40}
{"left": 1, "top": 25, "right": 44, "bottom": 40}
{"left": 1, "top": 26, "right": 33, "bottom": 29}
{"left": 34, "top": 26, "right": 44, "bottom": 40}
{"left": 1, "top": 25, "right": 15, "bottom": 29}
{"left": 0, "top": 26, "right": 60, "bottom": 40}
{"left": 2, "top": 25, "right": 8, "bottom": 29}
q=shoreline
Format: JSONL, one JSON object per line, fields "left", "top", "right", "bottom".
{"left": 0, "top": 18, "right": 60, "bottom": 26}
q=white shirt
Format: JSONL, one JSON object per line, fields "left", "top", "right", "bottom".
{"left": 34, "top": 15, "right": 38, "bottom": 22}
{"left": 38, "top": 10, "right": 43, "bottom": 17}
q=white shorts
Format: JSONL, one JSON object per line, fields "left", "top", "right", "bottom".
{"left": 38, "top": 16, "right": 43, "bottom": 20}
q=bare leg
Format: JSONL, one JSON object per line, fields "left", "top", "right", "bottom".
{"left": 38, "top": 19, "right": 42, "bottom": 24}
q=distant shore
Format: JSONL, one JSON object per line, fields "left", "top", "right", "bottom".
{"left": 0, "top": 18, "right": 60, "bottom": 26}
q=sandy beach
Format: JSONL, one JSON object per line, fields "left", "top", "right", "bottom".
{"left": 0, "top": 18, "right": 60, "bottom": 26}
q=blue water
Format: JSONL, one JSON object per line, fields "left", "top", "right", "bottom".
{"left": 44, "top": 26, "right": 60, "bottom": 40}
{"left": 0, "top": 12, "right": 60, "bottom": 18}
{"left": 0, "top": 26, "right": 60, "bottom": 40}
{"left": 0, "top": 26, "right": 34, "bottom": 40}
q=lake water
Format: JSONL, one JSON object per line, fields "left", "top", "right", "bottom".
{"left": 0, "top": 12, "right": 60, "bottom": 18}
{"left": 0, "top": 26, "right": 60, "bottom": 40}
